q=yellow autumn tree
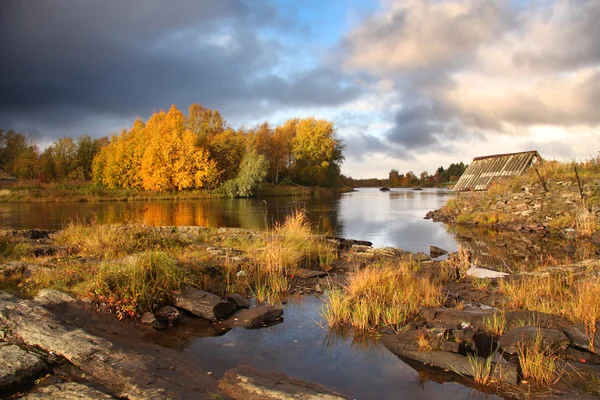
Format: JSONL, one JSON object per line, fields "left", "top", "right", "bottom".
{"left": 290, "top": 117, "right": 344, "bottom": 186}
{"left": 139, "top": 105, "right": 217, "bottom": 191}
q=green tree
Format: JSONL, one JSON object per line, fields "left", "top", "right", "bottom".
{"left": 223, "top": 150, "right": 268, "bottom": 197}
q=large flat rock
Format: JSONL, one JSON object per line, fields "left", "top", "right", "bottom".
{"left": 0, "top": 344, "right": 46, "bottom": 390}
{"left": 173, "top": 286, "right": 237, "bottom": 321}
{"left": 498, "top": 326, "right": 570, "bottom": 355}
{"left": 0, "top": 291, "right": 222, "bottom": 399}
{"left": 219, "top": 365, "right": 348, "bottom": 400}
{"left": 381, "top": 332, "right": 518, "bottom": 384}
{"left": 22, "top": 381, "right": 115, "bottom": 399}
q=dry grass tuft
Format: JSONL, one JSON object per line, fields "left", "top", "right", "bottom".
{"left": 517, "top": 331, "right": 562, "bottom": 386}
{"left": 322, "top": 262, "right": 442, "bottom": 331}
{"left": 55, "top": 222, "right": 179, "bottom": 258}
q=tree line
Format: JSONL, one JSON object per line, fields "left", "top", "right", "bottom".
{"left": 340, "top": 162, "right": 467, "bottom": 188}
{"left": 0, "top": 104, "right": 345, "bottom": 196}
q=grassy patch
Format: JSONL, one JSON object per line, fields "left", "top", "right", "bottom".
{"left": 55, "top": 222, "right": 181, "bottom": 258}
{"left": 322, "top": 262, "right": 442, "bottom": 331}
{"left": 498, "top": 271, "right": 600, "bottom": 349}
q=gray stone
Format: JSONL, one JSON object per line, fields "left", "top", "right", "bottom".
{"left": 498, "top": 326, "right": 570, "bottom": 355}
{"left": 292, "top": 268, "right": 328, "bottom": 280}
{"left": 34, "top": 289, "right": 76, "bottom": 307}
{"left": 429, "top": 245, "right": 448, "bottom": 258}
{"left": 411, "top": 252, "right": 430, "bottom": 262}
{"left": 140, "top": 312, "right": 156, "bottom": 325}
{"left": 0, "top": 295, "right": 221, "bottom": 399}
{"left": 22, "top": 381, "right": 115, "bottom": 399}
{"left": 381, "top": 333, "right": 518, "bottom": 384}
{"left": 173, "top": 287, "right": 236, "bottom": 321}
{"left": 226, "top": 293, "right": 250, "bottom": 309}
{"left": 0, "top": 344, "right": 46, "bottom": 390}
{"left": 220, "top": 305, "right": 284, "bottom": 329}
{"left": 154, "top": 305, "right": 180, "bottom": 324}
{"left": 219, "top": 365, "right": 348, "bottom": 400}
{"left": 564, "top": 324, "right": 600, "bottom": 353}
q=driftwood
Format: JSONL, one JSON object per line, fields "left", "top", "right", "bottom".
{"left": 173, "top": 287, "right": 236, "bottom": 321}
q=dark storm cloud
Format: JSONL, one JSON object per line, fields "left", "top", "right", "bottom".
{"left": 0, "top": 0, "right": 362, "bottom": 140}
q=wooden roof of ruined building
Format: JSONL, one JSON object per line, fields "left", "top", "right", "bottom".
{"left": 0, "top": 167, "right": 18, "bottom": 181}
{"left": 452, "top": 150, "right": 540, "bottom": 192}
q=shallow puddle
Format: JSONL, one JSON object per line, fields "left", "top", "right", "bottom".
{"left": 152, "top": 296, "right": 503, "bottom": 399}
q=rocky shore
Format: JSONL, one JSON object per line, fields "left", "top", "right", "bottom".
{"left": 1, "top": 224, "right": 600, "bottom": 399}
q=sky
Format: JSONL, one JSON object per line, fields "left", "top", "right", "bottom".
{"left": 1, "top": 0, "right": 599, "bottom": 179}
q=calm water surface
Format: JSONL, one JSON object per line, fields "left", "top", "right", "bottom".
{"left": 2, "top": 188, "right": 509, "bottom": 399}
{"left": 151, "top": 296, "right": 500, "bottom": 400}
{"left": 0, "top": 188, "right": 457, "bottom": 254}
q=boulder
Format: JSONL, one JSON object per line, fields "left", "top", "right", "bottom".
{"left": 380, "top": 333, "right": 518, "bottom": 384}
{"left": 219, "top": 365, "right": 348, "bottom": 400}
{"left": 292, "top": 268, "right": 328, "bottom": 280}
{"left": 34, "top": 289, "right": 76, "bottom": 307}
{"left": 0, "top": 344, "right": 47, "bottom": 391}
{"left": 411, "top": 252, "right": 430, "bottom": 262}
{"left": 565, "top": 346, "right": 600, "bottom": 364}
{"left": 419, "top": 307, "right": 495, "bottom": 330}
{"left": 498, "top": 326, "right": 570, "bottom": 355}
{"left": 219, "top": 305, "right": 284, "bottom": 329}
{"left": 0, "top": 294, "right": 222, "bottom": 399}
{"left": 154, "top": 305, "right": 180, "bottom": 325}
{"left": 429, "top": 245, "right": 448, "bottom": 258}
{"left": 564, "top": 324, "right": 600, "bottom": 353}
{"left": 22, "top": 381, "right": 115, "bottom": 399}
{"left": 173, "top": 287, "right": 236, "bottom": 321}
{"left": 226, "top": 293, "right": 250, "bottom": 309}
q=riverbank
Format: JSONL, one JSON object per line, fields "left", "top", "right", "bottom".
{"left": 1, "top": 219, "right": 600, "bottom": 398}
{"left": 0, "top": 181, "right": 353, "bottom": 203}
{"left": 427, "top": 158, "right": 600, "bottom": 237}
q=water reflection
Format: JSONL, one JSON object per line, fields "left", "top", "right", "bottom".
{"left": 147, "top": 296, "right": 500, "bottom": 400}
{"left": 0, "top": 188, "right": 456, "bottom": 254}
{"left": 450, "top": 224, "right": 598, "bottom": 271}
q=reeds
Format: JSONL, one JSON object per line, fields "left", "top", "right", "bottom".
{"left": 322, "top": 262, "right": 442, "bottom": 331}
{"left": 517, "top": 331, "right": 562, "bottom": 385}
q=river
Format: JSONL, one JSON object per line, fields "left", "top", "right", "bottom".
{"left": 1, "top": 188, "right": 538, "bottom": 399}
{"left": 0, "top": 188, "right": 458, "bottom": 255}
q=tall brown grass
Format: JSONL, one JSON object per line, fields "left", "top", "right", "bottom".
{"left": 517, "top": 331, "right": 562, "bottom": 386}
{"left": 55, "top": 222, "right": 180, "bottom": 258}
{"left": 498, "top": 272, "right": 600, "bottom": 350}
{"left": 322, "top": 262, "right": 442, "bottom": 331}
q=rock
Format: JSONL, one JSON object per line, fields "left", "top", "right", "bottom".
{"left": 498, "top": 326, "right": 570, "bottom": 355}
{"left": 22, "top": 381, "right": 115, "bottom": 399}
{"left": 140, "top": 312, "right": 156, "bottom": 325}
{"left": 154, "top": 305, "right": 180, "bottom": 325}
{"left": 419, "top": 307, "right": 494, "bottom": 330}
{"left": 564, "top": 324, "right": 600, "bottom": 353}
{"left": 565, "top": 346, "right": 600, "bottom": 364}
{"left": 380, "top": 333, "right": 518, "bottom": 384}
{"left": 220, "top": 305, "right": 284, "bottom": 329}
{"left": 429, "top": 245, "right": 448, "bottom": 258}
{"left": 293, "top": 268, "right": 328, "bottom": 279}
{"left": 466, "top": 267, "right": 509, "bottom": 279}
{"left": 27, "top": 230, "right": 50, "bottom": 240}
{"left": 173, "top": 287, "right": 236, "bottom": 321}
{"left": 0, "top": 294, "right": 221, "bottom": 399}
{"left": 219, "top": 365, "right": 348, "bottom": 400}
{"left": 411, "top": 252, "right": 430, "bottom": 262}
{"left": 34, "top": 289, "right": 76, "bottom": 307}
{"left": 0, "top": 344, "right": 47, "bottom": 391}
{"left": 226, "top": 293, "right": 250, "bottom": 309}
